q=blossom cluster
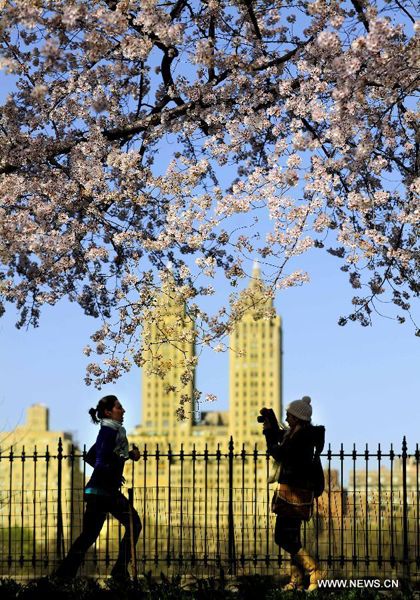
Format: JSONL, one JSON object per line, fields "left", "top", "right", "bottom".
{"left": 0, "top": 0, "right": 418, "bottom": 392}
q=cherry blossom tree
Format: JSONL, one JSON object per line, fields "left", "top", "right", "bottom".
{"left": 0, "top": 0, "right": 418, "bottom": 389}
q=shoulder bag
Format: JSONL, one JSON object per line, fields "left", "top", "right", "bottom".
{"left": 271, "top": 483, "right": 314, "bottom": 521}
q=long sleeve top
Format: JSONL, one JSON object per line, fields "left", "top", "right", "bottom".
{"left": 264, "top": 423, "right": 325, "bottom": 489}
{"left": 85, "top": 426, "right": 126, "bottom": 495}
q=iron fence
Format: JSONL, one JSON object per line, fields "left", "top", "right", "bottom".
{"left": 0, "top": 437, "right": 419, "bottom": 582}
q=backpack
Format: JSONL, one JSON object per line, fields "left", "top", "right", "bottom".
{"left": 312, "top": 453, "right": 325, "bottom": 498}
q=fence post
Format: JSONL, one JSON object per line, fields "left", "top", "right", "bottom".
{"left": 167, "top": 443, "right": 172, "bottom": 566}
{"left": 8, "top": 446, "right": 14, "bottom": 569}
{"left": 228, "top": 436, "right": 236, "bottom": 575}
{"left": 128, "top": 488, "right": 138, "bottom": 580}
{"left": 402, "top": 436, "right": 410, "bottom": 581}
{"left": 69, "top": 444, "right": 75, "bottom": 547}
{"left": 32, "top": 446, "right": 38, "bottom": 569}
{"left": 56, "top": 437, "right": 64, "bottom": 561}
{"left": 416, "top": 443, "right": 419, "bottom": 571}
{"left": 20, "top": 446, "right": 26, "bottom": 568}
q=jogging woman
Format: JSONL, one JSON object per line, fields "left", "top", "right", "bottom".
{"left": 55, "top": 395, "right": 141, "bottom": 579}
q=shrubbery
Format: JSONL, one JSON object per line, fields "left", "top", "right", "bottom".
{"left": 0, "top": 575, "right": 417, "bottom": 600}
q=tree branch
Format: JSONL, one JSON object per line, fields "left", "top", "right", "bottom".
{"left": 350, "top": 0, "right": 370, "bottom": 32}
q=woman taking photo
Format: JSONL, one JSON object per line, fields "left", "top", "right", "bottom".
{"left": 262, "top": 396, "right": 325, "bottom": 592}
{"left": 55, "top": 395, "right": 141, "bottom": 579}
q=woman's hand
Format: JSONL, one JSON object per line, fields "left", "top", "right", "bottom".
{"left": 130, "top": 445, "right": 141, "bottom": 461}
{"left": 262, "top": 416, "right": 273, "bottom": 431}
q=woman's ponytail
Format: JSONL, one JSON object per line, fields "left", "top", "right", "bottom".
{"left": 88, "top": 407, "right": 100, "bottom": 424}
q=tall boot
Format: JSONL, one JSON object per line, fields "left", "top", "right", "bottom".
{"left": 282, "top": 561, "right": 304, "bottom": 590}
{"left": 294, "top": 548, "right": 326, "bottom": 592}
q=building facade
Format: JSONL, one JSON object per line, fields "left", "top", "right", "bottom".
{"left": 0, "top": 405, "right": 83, "bottom": 576}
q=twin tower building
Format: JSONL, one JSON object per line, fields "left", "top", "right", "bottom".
{"left": 129, "top": 262, "right": 283, "bottom": 450}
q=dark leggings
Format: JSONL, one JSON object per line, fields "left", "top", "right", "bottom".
{"left": 274, "top": 515, "right": 302, "bottom": 555}
{"left": 55, "top": 492, "right": 141, "bottom": 577}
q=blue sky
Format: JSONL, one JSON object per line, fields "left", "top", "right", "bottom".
{"left": 0, "top": 64, "right": 418, "bottom": 457}
{"left": 1, "top": 243, "right": 418, "bottom": 454}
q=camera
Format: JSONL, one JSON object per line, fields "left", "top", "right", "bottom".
{"left": 257, "top": 407, "right": 281, "bottom": 433}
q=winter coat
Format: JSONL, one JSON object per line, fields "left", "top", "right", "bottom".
{"left": 264, "top": 423, "right": 325, "bottom": 490}
{"left": 85, "top": 426, "right": 126, "bottom": 495}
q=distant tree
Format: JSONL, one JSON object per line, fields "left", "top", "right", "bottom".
{"left": 0, "top": 1, "right": 418, "bottom": 388}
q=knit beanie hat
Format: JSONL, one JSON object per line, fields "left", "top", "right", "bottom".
{"left": 286, "top": 396, "right": 312, "bottom": 422}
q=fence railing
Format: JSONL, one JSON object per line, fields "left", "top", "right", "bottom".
{"left": 0, "top": 437, "right": 419, "bottom": 581}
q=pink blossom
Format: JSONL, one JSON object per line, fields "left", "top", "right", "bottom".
{"left": 0, "top": 0, "right": 417, "bottom": 390}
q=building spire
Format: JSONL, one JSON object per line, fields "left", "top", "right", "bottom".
{"left": 252, "top": 260, "right": 261, "bottom": 278}
{"left": 249, "top": 260, "right": 263, "bottom": 290}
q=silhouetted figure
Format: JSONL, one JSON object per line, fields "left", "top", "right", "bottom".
{"left": 54, "top": 395, "right": 141, "bottom": 579}
{"left": 262, "top": 396, "right": 325, "bottom": 592}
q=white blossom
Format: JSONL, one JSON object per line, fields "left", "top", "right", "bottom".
{"left": 0, "top": 0, "right": 417, "bottom": 391}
